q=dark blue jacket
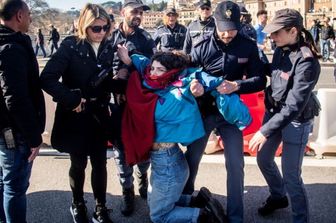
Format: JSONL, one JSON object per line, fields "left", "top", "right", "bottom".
{"left": 183, "top": 16, "right": 216, "bottom": 54}
{"left": 190, "top": 33, "right": 266, "bottom": 115}
{"left": 261, "top": 45, "right": 321, "bottom": 137}
{"left": 153, "top": 23, "right": 187, "bottom": 51}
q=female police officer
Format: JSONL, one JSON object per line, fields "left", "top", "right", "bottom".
{"left": 249, "top": 9, "right": 321, "bottom": 223}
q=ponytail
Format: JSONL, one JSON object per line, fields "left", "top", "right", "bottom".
{"left": 299, "top": 28, "right": 322, "bottom": 59}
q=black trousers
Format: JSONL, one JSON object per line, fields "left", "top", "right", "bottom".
{"left": 69, "top": 140, "right": 107, "bottom": 206}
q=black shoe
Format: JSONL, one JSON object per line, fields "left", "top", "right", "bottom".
{"left": 70, "top": 202, "right": 89, "bottom": 223}
{"left": 136, "top": 173, "right": 148, "bottom": 199}
{"left": 258, "top": 196, "right": 289, "bottom": 216}
{"left": 190, "top": 187, "right": 212, "bottom": 208}
{"left": 120, "top": 186, "right": 135, "bottom": 216}
{"left": 92, "top": 205, "right": 113, "bottom": 223}
{"left": 204, "top": 197, "right": 228, "bottom": 223}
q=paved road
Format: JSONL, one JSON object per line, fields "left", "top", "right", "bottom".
{"left": 27, "top": 155, "right": 336, "bottom": 223}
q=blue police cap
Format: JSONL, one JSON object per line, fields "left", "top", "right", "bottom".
{"left": 196, "top": 0, "right": 211, "bottom": 8}
{"left": 123, "top": 0, "right": 150, "bottom": 11}
{"left": 214, "top": 1, "right": 241, "bottom": 32}
{"left": 263, "top": 8, "right": 303, "bottom": 34}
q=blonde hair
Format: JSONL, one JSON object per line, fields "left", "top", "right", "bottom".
{"left": 77, "top": 3, "right": 111, "bottom": 41}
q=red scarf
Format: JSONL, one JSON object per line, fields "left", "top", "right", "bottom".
{"left": 143, "top": 66, "right": 181, "bottom": 89}
{"left": 121, "top": 70, "right": 158, "bottom": 165}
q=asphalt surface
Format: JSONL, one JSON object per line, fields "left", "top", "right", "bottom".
{"left": 27, "top": 155, "right": 336, "bottom": 223}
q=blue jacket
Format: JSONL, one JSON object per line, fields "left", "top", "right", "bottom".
{"left": 131, "top": 54, "right": 252, "bottom": 144}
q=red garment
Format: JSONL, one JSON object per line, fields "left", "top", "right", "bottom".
{"left": 144, "top": 66, "right": 181, "bottom": 89}
{"left": 121, "top": 70, "right": 158, "bottom": 165}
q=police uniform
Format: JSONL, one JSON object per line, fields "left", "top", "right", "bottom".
{"left": 256, "top": 9, "right": 321, "bottom": 223}
{"left": 184, "top": 2, "right": 266, "bottom": 223}
{"left": 183, "top": 16, "right": 216, "bottom": 54}
{"left": 153, "top": 23, "right": 187, "bottom": 51}
{"left": 239, "top": 22, "right": 257, "bottom": 42}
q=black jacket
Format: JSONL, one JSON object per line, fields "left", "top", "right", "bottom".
{"left": 191, "top": 33, "right": 266, "bottom": 116}
{"left": 109, "top": 24, "right": 155, "bottom": 75}
{"left": 153, "top": 23, "right": 187, "bottom": 51}
{"left": 261, "top": 45, "right": 321, "bottom": 137}
{"left": 40, "top": 36, "right": 126, "bottom": 153}
{"left": 0, "top": 25, "right": 46, "bottom": 148}
{"left": 183, "top": 16, "right": 216, "bottom": 54}
{"left": 320, "top": 25, "right": 335, "bottom": 40}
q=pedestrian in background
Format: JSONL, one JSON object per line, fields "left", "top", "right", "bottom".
{"left": 254, "top": 9, "right": 269, "bottom": 64}
{"left": 153, "top": 7, "right": 187, "bottom": 52}
{"left": 249, "top": 8, "right": 321, "bottom": 223}
{"left": 48, "top": 24, "right": 60, "bottom": 56}
{"left": 0, "top": 0, "right": 46, "bottom": 222}
{"left": 108, "top": 0, "right": 155, "bottom": 216}
{"left": 35, "top": 28, "right": 47, "bottom": 57}
{"left": 320, "top": 17, "right": 335, "bottom": 62}
{"left": 238, "top": 3, "right": 257, "bottom": 42}
{"left": 185, "top": 1, "right": 266, "bottom": 222}
{"left": 183, "top": 0, "right": 215, "bottom": 54}
{"left": 309, "top": 19, "right": 320, "bottom": 47}
{"left": 41, "top": 3, "right": 126, "bottom": 223}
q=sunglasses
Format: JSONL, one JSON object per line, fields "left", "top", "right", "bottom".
{"left": 89, "top": 24, "right": 110, "bottom": 33}
{"left": 201, "top": 6, "right": 211, "bottom": 11}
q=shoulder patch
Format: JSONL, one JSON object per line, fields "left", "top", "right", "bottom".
{"left": 141, "top": 29, "right": 152, "bottom": 41}
{"left": 300, "top": 46, "right": 313, "bottom": 59}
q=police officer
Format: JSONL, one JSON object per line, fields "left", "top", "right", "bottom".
{"left": 238, "top": 3, "right": 257, "bottom": 42}
{"left": 186, "top": 1, "right": 266, "bottom": 222}
{"left": 183, "top": 0, "right": 215, "bottom": 54}
{"left": 109, "top": 0, "right": 156, "bottom": 216}
{"left": 249, "top": 9, "right": 321, "bottom": 223}
{"left": 153, "top": 8, "right": 187, "bottom": 52}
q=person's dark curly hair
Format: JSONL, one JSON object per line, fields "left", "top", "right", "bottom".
{"left": 150, "top": 51, "right": 190, "bottom": 71}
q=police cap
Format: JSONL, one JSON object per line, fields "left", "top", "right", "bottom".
{"left": 196, "top": 0, "right": 211, "bottom": 8}
{"left": 263, "top": 8, "right": 303, "bottom": 34}
{"left": 214, "top": 1, "right": 241, "bottom": 32}
{"left": 165, "top": 7, "right": 178, "bottom": 16}
{"left": 237, "top": 3, "right": 248, "bottom": 15}
{"left": 123, "top": 0, "right": 150, "bottom": 11}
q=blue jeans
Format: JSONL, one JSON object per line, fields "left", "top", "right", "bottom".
{"left": 148, "top": 145, "right": 200, "bottom": 223}
{"left": 0, "top": 135, "right": 33, "bottom": 223}
{"left": 257, "top": 112, "right": 312, "bottom": 223}
{"left": 320, "top": 39, "right": 330, "bottom": 60}
{"left": 185, "top": 113, "right": 244, "bottom": 223}
{"left": 35, "top": 44, "right": 46, "bottom": 57}
{"left": 112, "top": 140, "right": 150, "bottom": 189}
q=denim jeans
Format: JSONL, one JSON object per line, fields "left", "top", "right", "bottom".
{"left": 0, "top": 135, "right": 33, "bottom": 223}
{"left": 257, "top": 112, "right": 312, "bottom": 223}
{"left": 185, "top": 113, "right": 244, "bottom": 223}
{"left": 320, "top": 39, "right": 330, "bottom": 60}
{"left": 112, "top": 139, "right": 150, "bottom": 189}
{"left": 148, "top": 145, "right": 200, "bottom": 223}
{"left": 35, "top": 44, "right": 46, "bottom": 57}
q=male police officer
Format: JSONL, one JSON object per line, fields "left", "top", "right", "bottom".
{"left": 186, "top": 1, "right": 266, "bottom": 222}
{"left": 153, "top": 8, "right": 186, "bottom": 52}
{"left": 183, "top": 0, "right": 215, "bottom": 54}
{"left": 109, "top": 0, "right": 155, "bottom": 217}
{"left": 0, "top": 0, "right": 45, "bottom": 222}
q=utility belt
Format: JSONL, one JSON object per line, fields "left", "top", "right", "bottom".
{"left": 152, "top": 143, "right": 177, "bottom": 151}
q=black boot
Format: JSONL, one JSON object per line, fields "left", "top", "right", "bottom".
{"left": 92, "top": 205, "right": 113, "bottom": 223}
{"left": 70, "top": 201, "right": 89, "bottom": 223}
{"left": 203, "top": 196, "right": 228, "bottom": 223}
{"left": 258, "top": 196, "right": 289, "bottom": 216}
{"left": 136, "top": 173, "right": 148, "bottom": 199}
{"left": 120, "top": 186, "right": 135, "bottom": 216}
{"left": 190, "top": 187, "right": 212, "bottom": 208}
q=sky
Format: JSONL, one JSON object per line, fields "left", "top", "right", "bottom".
{"left": 45, "top": 0, "right": 109, "bottom": 11}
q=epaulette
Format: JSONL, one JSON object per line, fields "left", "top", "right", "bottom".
{"left": 193, "top": 34, "right": 212, "bottom": 48}
{"left": 300, "top": 46, "right": 313, "bottom": 59}
{"left": 157, "top": 25, "right": 165, "bottom": 29}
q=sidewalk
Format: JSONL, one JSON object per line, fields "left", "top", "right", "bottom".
{"left": 27, "top": 153, "right": 336, "bottom": 223}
